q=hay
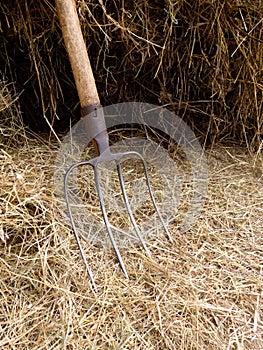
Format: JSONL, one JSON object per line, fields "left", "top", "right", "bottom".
{"left": 0, "top": 80, "right": 25, "bottom": 147}
{"left": 1, "top": 127, "right": 262, "bottom": 349}
{"left": 1, "top": 0, "right": 263, "bottom": 348}
{"left": 0, "top": 0, "right": 263, "bottom": 148}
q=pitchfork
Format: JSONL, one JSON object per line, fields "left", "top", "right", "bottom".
{"left": 56, "top": 0, "right": 172, "bottom": 291}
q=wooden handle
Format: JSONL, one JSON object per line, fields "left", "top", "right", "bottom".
{"left": 56, "top": 0, "right": 100, "bottom": 107}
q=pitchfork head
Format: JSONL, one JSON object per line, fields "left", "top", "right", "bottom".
{"left": 64, "top": 105, "right": 172, "bottom": 291}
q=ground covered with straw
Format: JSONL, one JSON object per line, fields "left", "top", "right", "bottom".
{"left": 1, "top": 131, "right": 262, "bottom": 349}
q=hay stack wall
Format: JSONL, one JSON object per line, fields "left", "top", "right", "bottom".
{"left": 1, "top": 0, "right": 262, "bottom": 148}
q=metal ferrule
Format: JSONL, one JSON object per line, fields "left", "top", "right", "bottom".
{"left": 81, "top": 104, "right": 110, "bottom": 155}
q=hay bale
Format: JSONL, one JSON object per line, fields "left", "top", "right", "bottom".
{"left": 0, "top": 79, "right": 26, "bottom": 147}
{"left": 0, "top": 0, "right": 262, "bottom": 148}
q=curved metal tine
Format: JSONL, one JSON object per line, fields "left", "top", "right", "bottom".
{"left": 116, "top": 159, "right": 151, "bottom": 257}
{"left": 130, "top": 152, "right": 173, "bottom": 243}
{"left": 64, "top": 162, "right": 98, "bottom": 292}
{"left": 93, "top": 164, "right": 129, "bottom": 279}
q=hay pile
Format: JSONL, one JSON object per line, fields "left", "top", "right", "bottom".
{"left": 0, "top": 0, "right": 263, "bottom": 148}
{"left": 1, "top": 105, "right": 263, "bottom": 348}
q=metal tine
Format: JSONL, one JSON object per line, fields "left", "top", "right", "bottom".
{"left": 116, "top": 159, "right": 151, "bottom": 257}
{"left": 93, "top": 164, "right": 129, "bottom": 279}
{"left": 64, "top": 162, "right": 98, "bottom": 292}
{"left": 128, "top": 152, "right": 173, "bottom": 243}
{"left": 142, "top": 158, "right": 173, "bottom": 243}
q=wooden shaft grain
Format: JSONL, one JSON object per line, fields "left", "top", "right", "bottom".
{"left": 56, "top": 0, "right": 100, "bottom": 107}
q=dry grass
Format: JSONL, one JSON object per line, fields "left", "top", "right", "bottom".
{"left": 1, "top": 0, "right": 263, "bottom": 348}
{"left": 1, "top": 0, "right": 263, "bottom": 148}
{"left": 1, "top": 128, "right": 262, "bottom": 349}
